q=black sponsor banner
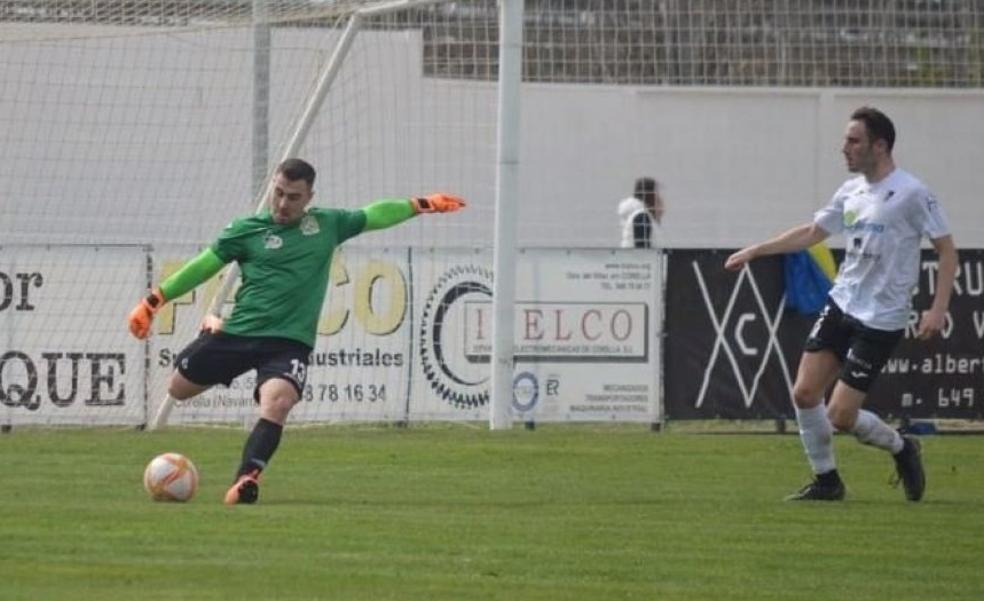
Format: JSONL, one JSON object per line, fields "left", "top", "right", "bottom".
{"left": 664, "top": 250, "right": 811, "bottom": 419}
{"left": 664, "top": 249, "right": 984, "bottom": 420}
{"left": 877, "top": 248, "right": 984, "bottom": 418}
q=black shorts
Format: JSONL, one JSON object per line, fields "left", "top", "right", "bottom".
{"left": 804, "top": 298, "right": 903, "bottom": 393}
{"left": 175, "top": 332, "right": 311, "bottom": 401}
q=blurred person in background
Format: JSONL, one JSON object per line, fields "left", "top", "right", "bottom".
{"left": 618, "top": 176, "right": 664, "bottom": 248}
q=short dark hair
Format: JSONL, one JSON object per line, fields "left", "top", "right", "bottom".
{"left": 634, "top": 177, "right": 658, "bottom": 205}
{"left": 850, "top": 107, "right": 896, "bottom": 152}
{"left": 276, "top": 158, "right": 317, "bottom": 187}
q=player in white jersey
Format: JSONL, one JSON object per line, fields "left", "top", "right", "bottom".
{"left": 724, "top": 107, "right": 958, "bottom": 502}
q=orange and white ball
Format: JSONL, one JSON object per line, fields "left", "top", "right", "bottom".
{"left": 143, "top": 452, "right": 199, "bottom": 502}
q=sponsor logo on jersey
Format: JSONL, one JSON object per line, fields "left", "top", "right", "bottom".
{"left": 264, "top": 233, "right": 283, "bottom": 250}
{"left": 844, "top": 204, "right": 885, "bottom": 233}
{"left": 300, "top": 215, "right": 320, "bottom": 236}
{"left": 843, "top": 218, "right": 885, "bottom": 234}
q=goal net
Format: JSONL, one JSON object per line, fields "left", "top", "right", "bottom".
{"left": 0, "top": 0, "right": 501, "bottom": 427}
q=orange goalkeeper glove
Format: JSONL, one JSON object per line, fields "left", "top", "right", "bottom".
{"left": 128, "top": 288, "right": 166, "bottom": 339}
{"left": 411, "top": 193, "right": 466, "bottom": 214}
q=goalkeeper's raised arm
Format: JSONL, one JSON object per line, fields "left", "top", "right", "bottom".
{"left": 126, "top": 157, "right": 465, "bottom": 506}
{"left": 126, "top": 194, "right": 464, "bottom": 340}
{"left": 361, "top": 193, "right": 466, "bottom": 231}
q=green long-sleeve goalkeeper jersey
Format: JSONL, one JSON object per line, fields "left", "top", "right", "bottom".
{"left": 210, "top": 207, "right": 366, "bottom": 347}
{"left": 164, "top": 199, "right": 415, "bottom": 347}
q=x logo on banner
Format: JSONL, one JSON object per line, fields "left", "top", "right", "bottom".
{"left": 691, "top": 262, "right": 794, "bottom": 409}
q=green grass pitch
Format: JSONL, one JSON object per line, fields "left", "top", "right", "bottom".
{"left": 1, "top": 424, "right": 983, "bottom": 600}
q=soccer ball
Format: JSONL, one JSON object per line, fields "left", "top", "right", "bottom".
{"left": 143, "top": 452, "right": 199, "bottom": 502}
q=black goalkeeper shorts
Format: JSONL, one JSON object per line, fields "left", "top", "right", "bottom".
{"left": 175, "top": 332, "right": 311, "bottom": 401}
{"left": 803, "top": 298, "right": 903, "bottom": 393}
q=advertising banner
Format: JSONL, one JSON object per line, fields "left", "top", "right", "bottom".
{"left": 0, "top": 245, "right": 147, "bottom": 425}
{"left": 873, "top": 249, "right": 984, "bottom": 418}
{"left": 8, "top": 244, "right": 976, "bottom": 426}
{"left": 664, "top": 249, "right": 984, "bottom": 420}
{"left": 663, "top": 250, "right": 809, "bottom": 419}
{"left": 410, "top": 248, "right": 662, "bottom": 422}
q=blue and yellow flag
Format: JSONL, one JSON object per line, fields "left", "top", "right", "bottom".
{"left": 783, "top": 243, "right": 837, "bottom": 315}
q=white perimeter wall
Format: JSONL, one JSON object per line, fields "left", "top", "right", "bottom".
{"left": 524, "top": 85, "right": 984, "bottom": 249}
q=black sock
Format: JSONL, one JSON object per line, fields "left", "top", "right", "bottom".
{"left": 236, "top": 418, "right": 283, "bottom": 478}
{"left": 817, "top": 469, "right": 841, "bottom": 486}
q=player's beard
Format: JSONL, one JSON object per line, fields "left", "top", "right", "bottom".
{"left": 845, "top": 151, "right": 872, "bottom": 174}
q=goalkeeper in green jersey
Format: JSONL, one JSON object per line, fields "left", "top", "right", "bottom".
{"left": 127, "top": 158, "right": 465, "bottom": 505}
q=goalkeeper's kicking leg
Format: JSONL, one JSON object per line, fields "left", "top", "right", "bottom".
{"left": 223, "top": 362, "right": 306, "bottom": 506}
{"left": 164, "top": 332, "right": 307, "bottom": 505}
{"left": 168, "top": 365, "right": 294, "bottom": 506}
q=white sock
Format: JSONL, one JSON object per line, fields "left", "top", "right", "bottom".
{"left": 794, "top": 404, "right": 836, "bottom": 474}
{"left": 852, "top": 409, "right": 904, "bottom": 454}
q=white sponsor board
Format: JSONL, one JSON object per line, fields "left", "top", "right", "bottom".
{"left": 0, "top": 245, "right": 146, "bottom": 426}
{"left": 410, "top": 248, "right": 662, "bottom": 422}
{"left": 3, "top": 245, "right": 660, "bottom": 426}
